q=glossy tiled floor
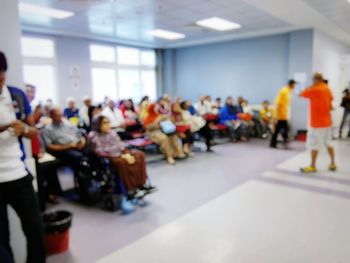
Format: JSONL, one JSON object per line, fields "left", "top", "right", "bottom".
{"left": 47, "top": 139, "right": 350, "bottom": 263}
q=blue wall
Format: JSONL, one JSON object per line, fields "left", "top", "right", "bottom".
{"left": 163, "top": 34, "right": 290, "bottom": 104}
{"left": 162, "top": 29, "right": 315, "bottom": 132}
{"left": 288, "top": 30, "right": 314, "bottom": 132}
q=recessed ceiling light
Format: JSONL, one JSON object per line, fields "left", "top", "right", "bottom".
{"left": 147, "top": 29, "right": 186, "bottom": 40}
{"left": 196, "top": 17, "right": 241, "bottom": 31}
{"left": 18, "top": 2, "right": 74, "bottom": 20}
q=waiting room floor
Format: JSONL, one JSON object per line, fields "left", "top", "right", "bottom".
{"left": 47, "top": 139, "right": 350, "bottom": 263}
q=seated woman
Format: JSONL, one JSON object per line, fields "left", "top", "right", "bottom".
{"left": 122, "top": 99, "right": 143, "bottom": 132}
{"left": 171, "top": 102, "right": 193, "bottom": 156}
{"left": 220, "top": 97, "right": 248, "bottom": 142}
{"left": 144, "top": 103, "right": 185, "bottom": 165}
{"left": 181, "top": 100, "right": 214, "bottom": 152}
{"left": 89, "top": 116, "right": 155, "bottom": 199}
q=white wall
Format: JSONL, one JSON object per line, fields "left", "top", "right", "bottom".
{"left": 313, "top": 31, "right": 350, "bottom": 127}
{"left": 56, "top": 36, "right": 93, "bottom": 107}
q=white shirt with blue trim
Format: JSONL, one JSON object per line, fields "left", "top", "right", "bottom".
{"left": 0, "top": 86, "right": 27, "bottom": 183}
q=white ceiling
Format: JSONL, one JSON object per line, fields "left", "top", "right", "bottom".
{"left": 19, "top": 0, "right": 350, "bottom": 48}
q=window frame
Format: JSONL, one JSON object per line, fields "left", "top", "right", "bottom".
{"left": 90, "top": 43, "right": 158, "bottom": 102}
{"left": 21, "top": 35, "right": 59, "bottom": 105}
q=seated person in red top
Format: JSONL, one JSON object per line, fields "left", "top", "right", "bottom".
{"left": 89, "top": 116, "right": 155, "bottom": 198}
{"left": 171, "top": 102, "right": 193, "bottom": 156}
{"left": 122, "top": 99, "right": 143, "bottom": 132}
{"left": 144, "top": 103, "right": 185, "bottom": 165}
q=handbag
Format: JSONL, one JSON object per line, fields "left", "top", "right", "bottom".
{"left": 160, "top": 120, "right": 177, "bottom": 135}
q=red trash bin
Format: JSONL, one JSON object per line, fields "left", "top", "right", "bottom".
{"left": 42, "top": 211, "right": 73, "bottom": 255}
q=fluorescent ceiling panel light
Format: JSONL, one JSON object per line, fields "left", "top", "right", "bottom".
{"left": 18, "top": 2, "right": 74, "bottom": 20}
{"left": 196, "top": 17, "right": 241, "bottom": 31}
{"left": 148, "top": 29, "right": 185, "bottom": 40}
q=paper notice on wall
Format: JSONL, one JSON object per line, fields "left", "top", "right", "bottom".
{"left": 70, "top": 65, "right": 80, "bottom": 90}
{"left": 70, "top": 65, "right": 80, "bottom": 78}
{"left": 71, "top": 78, "right": 80, "bottom": 90}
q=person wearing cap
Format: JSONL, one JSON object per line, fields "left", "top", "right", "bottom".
{"left": 270, "top": 79, "right": 297, "bottom": 148}
{"left": 299, "top": 73, "right": 336, "bottom": 173}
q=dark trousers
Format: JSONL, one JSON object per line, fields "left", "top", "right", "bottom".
{"left": 197, "top": 125, "right": 213, "bottom": 150}
{"left": 51, "top": 149, "right": 85, "bottom": 172}
{"left": 270, "top": 120, "right": 289, "bottom": 147}
{"left": 181, "top": 130, "right": 194, "bottom": 145}
{"left": 0, "top": 175, "right": 46, "bottom": 263}
{"left": 339, "top": 109, "right": 350, "bottom": 136}
{"left": 117, "top": 131, "right": 134, "bottom": 141}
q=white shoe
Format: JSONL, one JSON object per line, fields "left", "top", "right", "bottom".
{"left": 167, "top": 157, "right": 176, "bottom": 165}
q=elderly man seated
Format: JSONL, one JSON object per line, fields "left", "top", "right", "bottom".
{"left": 42, "top": 107, "right": 86, "bottom": 169}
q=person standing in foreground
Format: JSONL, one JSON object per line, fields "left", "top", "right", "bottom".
{"left": 299, "top": 73, "right": 337, "bottom": 173}
{"left": 270, "top": 80, "right": 296, "bottom": 148}
{"left": 0, "top": 51, "right": 46, "bottom": 262}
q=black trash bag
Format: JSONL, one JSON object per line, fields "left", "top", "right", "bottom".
{"left": 42, "top": 210, "right": 73, "bottom": 234}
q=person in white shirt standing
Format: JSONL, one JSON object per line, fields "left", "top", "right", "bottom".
{"left": 0, "top": 51, "right": 46, "bottom": 263}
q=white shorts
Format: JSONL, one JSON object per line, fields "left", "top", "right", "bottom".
{"left": 306, "top": 127, "right": 333, "bottom": 150}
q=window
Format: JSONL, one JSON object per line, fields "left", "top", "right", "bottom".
{"left": 141, "top": 70, "right": 157, "bottom": 101}
{"left": 90, "top": 44, "right": 115, "bottom": 63}
{"left": 92, "top": 68, "right": 117, "bottom": 103}
{"left": 21, "top": 37, "right": 55, "bottom": 58}
{"left": 23, "top": 64, "right": 57, "bottom": 105}
{"left": 118, "top": 69, "right": 140, "bottom": 102}
{"left": 117, "top": 47, "right": 140, "bottom": 66}
{"left": 21, "top": 36, "right": 57, "bottom": 105}
{"left": 90, "top": 44, "right": 157, "bottom": 102}
{"left": 141, "top": 50, "right": 156, "bottom": 67}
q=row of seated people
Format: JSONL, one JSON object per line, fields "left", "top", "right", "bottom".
{"left": 33, "top": 94, "right": 277, "bottom": 161}
{"left": 30, "top": 92, "right": 276, "bottom": 210}
{"left": 29, "top": 88, "right": 274, "bottom": 141}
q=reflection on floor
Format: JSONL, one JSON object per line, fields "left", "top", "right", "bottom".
{"left": 47, "top": 139, "right": 350, "bottom": 263}
{"left": 98, "top": 140, "right": 350, "bottom": 263}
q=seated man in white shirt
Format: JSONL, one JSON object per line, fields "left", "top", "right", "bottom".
{"left": 194, "top": 96, "right": 212, "bottom": 117}
{"left": 42, "top": 108, "right": 86, "bottom": 166}
{"left": 101, "top": 99, "right": 133, "bottom": 140}
{"left": 79, "top": 95, "right": 93, "bottom": 131}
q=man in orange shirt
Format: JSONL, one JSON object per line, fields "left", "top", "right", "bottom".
{"left": 270, "top": 79, "right": 296, "bottom": 148}
{"left": 299, "top": 73, "right": 336, "bottom": 173}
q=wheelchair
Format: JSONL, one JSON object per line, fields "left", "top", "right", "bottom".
{"left": 74, "top": 151, "right": 155, "bottom": 212}
{"left": 74, "top": 153, "right": 121, "bottom": 211}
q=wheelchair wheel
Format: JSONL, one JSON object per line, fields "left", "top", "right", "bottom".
{"left": 74, "top": 160, "right": 102, "bottom": 206}
{"left": 105, "top": 197, "right": 117, "bottom": 212}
